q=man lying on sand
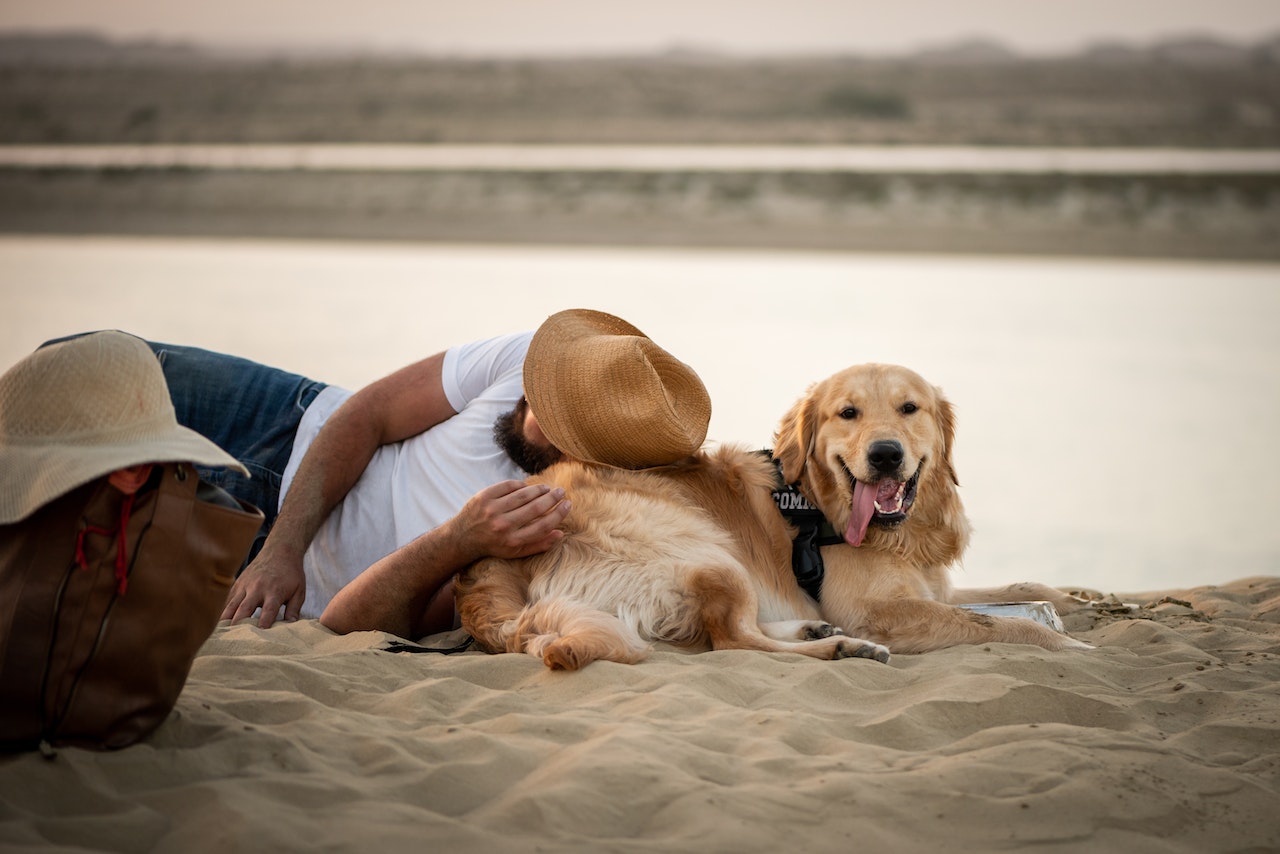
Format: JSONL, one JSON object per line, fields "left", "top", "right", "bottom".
{"left": 45, "top": 310, "right": 709, "bottom": 640}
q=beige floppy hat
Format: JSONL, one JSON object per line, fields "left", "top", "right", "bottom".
{"left": 524, "top": 309, "right": 711, "bottom": 469}
{"left": 0, "top": 331, "right": 248, "bottom": 524}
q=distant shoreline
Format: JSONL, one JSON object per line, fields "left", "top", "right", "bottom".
{"left": 2, "top": 165, "right": 1276, "bottom": 260}
{"left": 5, "top": 50, "right": 1277, "bottom": 151}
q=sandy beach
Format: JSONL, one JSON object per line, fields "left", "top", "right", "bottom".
{"left": 1, "top": 575, "right": 1278, "bottom": 852}
{"left": 3, "top": 42, "right": 1279, "bottom": 852}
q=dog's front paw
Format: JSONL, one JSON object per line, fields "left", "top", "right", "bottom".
{"left": 803, "top": 621, "right": 845, "bottom": 640}
{"left": 834, "top": 638, "right": 891, "bottom": 664}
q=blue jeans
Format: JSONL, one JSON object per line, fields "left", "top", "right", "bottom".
{"left": 147, "top": 340, "right": 327, "bottom": 565}
{"left": 43, "top": 332, "right": 327, "bottom": 567}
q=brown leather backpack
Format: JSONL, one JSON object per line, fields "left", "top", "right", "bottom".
{"left": 0, "top": 462, "right": 262, "bottom": 751}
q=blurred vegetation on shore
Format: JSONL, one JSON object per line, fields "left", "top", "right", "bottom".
{"left": 3, "top": 31, "right": 1279, "bottom": 147}
{"left": 1, "top": 31, "right": 1277, "bottom": 259}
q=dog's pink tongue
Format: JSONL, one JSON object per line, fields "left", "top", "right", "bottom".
{"left": 846, "top": 479, "right": 878, "bottom": 547}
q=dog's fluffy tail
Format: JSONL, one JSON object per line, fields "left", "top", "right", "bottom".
{"left": 514, "top": 598, "right": 651, "bottom": 671}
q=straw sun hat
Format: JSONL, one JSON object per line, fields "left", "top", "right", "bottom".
{"left": 524, "top": 309, "right": 712, "bottom": 469}
{"left": 0, "top": 331, "right": 247, "bottom": 524}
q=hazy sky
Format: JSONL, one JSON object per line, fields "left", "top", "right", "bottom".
{"left": 2, "top": 0, "right": 1279, "bottom": 56}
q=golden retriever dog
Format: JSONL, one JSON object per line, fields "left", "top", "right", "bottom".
{"left": 454, "top": 447, "right": 892, "bottom": 671}
{"left": 773, "top": 363, "right": 1092, "bottom": 653}
{"left": 456, "top": 362, "right": 1091, "bottom": 670}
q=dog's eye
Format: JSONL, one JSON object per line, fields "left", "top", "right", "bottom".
{"left": 839, "top": 407, "right": 859, "bottom": 420}
{"left": 900, "top": 402, "right": 919, "bottom": 415}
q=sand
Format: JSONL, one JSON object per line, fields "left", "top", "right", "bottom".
{"left": 2, "top": 576, "right": 1278, "bottom": 853}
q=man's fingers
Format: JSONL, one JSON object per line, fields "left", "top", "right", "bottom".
{"left": 477, "top": 480, "right": 541, "bottom": 505}
{"left": 256, "top": 600, "right": 280, "bottom": 629}
{"left": 283, "top": 593, "right": 303, "bottom": 623}
{"left": 219, "top": 553, "right": 306, "bottom": 629}
{"left": 232, "top": 595, "right": 263, "bottom": 625}
{"left": 505, "top": 492, "right": 569, "bottom": 535}
{"left": 223, "top": 575, "right": 270, "bottom": 626}
{"left": 468, "top": 483, "right": 562, "bottom": 526}
{"left": 501, "top": 485, "right": 567, "bottom": 523}
{"left": 220, "top": 592, "right": 241, "bottom": 622}
{"left": 540, "top": 496, "right": 571, "bottom": 525}
{"left": 500, "top": 497, "right": 570, "bottom": 555}
{"left": 463, "top": 481, "right": 571, "bottom": 556}
{"left": 485, "top": 482, "right": 557, "bottom": 512}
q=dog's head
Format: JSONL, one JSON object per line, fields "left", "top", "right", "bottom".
{"left": 773, "top": 364, "right": 964, "bottom": 555}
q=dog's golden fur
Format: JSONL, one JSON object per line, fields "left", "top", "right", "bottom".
{"left": 456, "top": 448, "right": 891, "bottom": 670}
{"left": 773, "top": 363, "right": 1091, "bottom": 654}
{"left": 456, "top": 363, "right": 1090, "bottom": 670}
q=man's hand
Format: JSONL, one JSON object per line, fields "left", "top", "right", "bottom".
{"left": 220, "top": 541, "right": 307, "bottom": 628}
{"left": 319, "top": 480, "right": 570, "bottom": 639}
{"left": 448, "top": 480, "right": 572, "bottom": 561}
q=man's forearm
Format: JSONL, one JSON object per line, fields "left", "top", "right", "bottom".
{"left": 269, "top": 351, "right": 455, "bottom": 557}
{"left": 319, "top": 480, "right": 572, "bottom": 638}
{"left": 224, "top": 351, "right": 457, "bottom": 628}
{"left": 318, "top": 518, "right": 478, "bottom": 639}
{"left": 266, "top": 398, "right": 386, "bottom": 558}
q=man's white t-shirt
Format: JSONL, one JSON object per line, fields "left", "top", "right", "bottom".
{"left": 280, "top": 331, "right": 531, "bottom": 619}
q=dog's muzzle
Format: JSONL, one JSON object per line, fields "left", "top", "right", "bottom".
{"left": 843, "top": 461, "right": 921, "bottom": 547}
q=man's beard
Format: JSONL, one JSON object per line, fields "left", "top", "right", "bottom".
{"left": 493, "top": 398, "right": 562, "bottom": 475}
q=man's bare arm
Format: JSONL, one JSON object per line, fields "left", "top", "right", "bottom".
{"left": 221, "top": 351, "right": 457, "bottom": 627}
{"left": 319, "top": 480, "right": 571, "bottom": 639}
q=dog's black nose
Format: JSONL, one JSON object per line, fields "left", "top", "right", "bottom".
{"left": 867, "top": 440, "right": 904, "bottom": 474}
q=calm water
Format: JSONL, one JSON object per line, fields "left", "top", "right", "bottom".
{"left": 4, "top": 235, "right": 1278, "bottom": 596}
{"left": 3, "top": 144, "right": 1279, "bottom": 174}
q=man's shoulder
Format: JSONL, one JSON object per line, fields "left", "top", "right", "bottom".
{"left": 447, "top": 330, "right": 533, "bottom": 370}
{"left": 442, "top": 331, "right": 533, "bottom": 410}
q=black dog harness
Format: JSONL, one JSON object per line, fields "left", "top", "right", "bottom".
{"left": 763, "top": 452, "right": 844, "bottom": 602}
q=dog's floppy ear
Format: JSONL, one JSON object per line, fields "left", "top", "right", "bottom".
{"left": 774, "top": 390, "right": 819, "bottom": 484}
{"left": 936, "top": 390, "right": 960, "bottom": 487}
